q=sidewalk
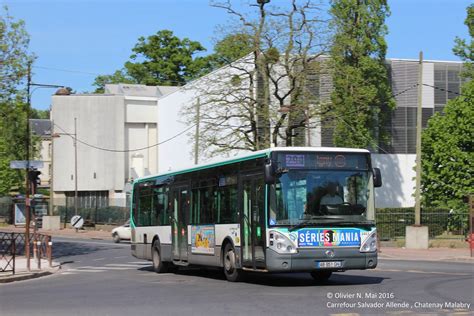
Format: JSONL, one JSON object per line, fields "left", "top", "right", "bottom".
{"left": 0, "top": 257, "right": 61, "bottom": 284}
{"left": 378, "top": 246, "right": 474, "bottom": 263}
{"left": 1, "top": 225, "right": 112, "bottom": 240}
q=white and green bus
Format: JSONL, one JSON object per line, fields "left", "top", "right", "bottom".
{"left": 131, "top": 147, "right": 382, "bottom": 282}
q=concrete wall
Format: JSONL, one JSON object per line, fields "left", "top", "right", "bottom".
{"left": 51, "top": 95, "right": 125, "bottom": 192}
{"left": 38, "top": 138, "right": 51, "bottom": 186}
{"left": 371, "top": 154, "right": 416, "bottom": 208}
{"left": 157, "top": 89, "right": 197, "bottom": 173}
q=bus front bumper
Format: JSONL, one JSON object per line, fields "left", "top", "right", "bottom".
{"left": 265, "top": 247, "right": 377, "bottom": 272}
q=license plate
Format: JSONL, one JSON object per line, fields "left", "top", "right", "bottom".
{"left": 316, "top": 261, "right": 342, "bottom": 268}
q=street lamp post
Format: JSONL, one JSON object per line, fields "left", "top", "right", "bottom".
{"left": 25, "top": 62, "right": 68, "bottom": 271}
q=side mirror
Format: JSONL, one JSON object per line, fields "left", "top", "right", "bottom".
{"left": 264, "top": 159, "right": 276, "bottom": 184}
{"left": 373, "top": 168, "right": 382, "bottom": 188}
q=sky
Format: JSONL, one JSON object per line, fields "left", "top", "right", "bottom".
{"left": 3, "top": 0, "right": 472, "bottom": 110}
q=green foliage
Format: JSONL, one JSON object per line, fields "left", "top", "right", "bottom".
{"left": 125, "top": 30, "right": 209, "bottom": 86}
{"left": 453, "top": 4, "right": 474, "bottom": 79}
{"left": 209, "top": 33, "right": 254, "bottom": 68}
{"left": 0, "top": 7, "right": 34, "bottom": 196}
{"left": 31, "top": 108, "right": 49, "bottom": 119}
{"left": 421, "top": 80, "right": 474, "bottom": 211}
{"left": 0, "top": 6, "right": 32, "bottom": 102}
{"left": 329, "top": 0, "right": 395, "bottom": 149}
{"left": 92, "top": 30, "right": 210, "bottom": 91}
{"left": 92, "top": 69, "right": 136, "bottom": 93}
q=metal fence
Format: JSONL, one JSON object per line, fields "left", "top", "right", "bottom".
{"left": 53, "top": 206, "right": 129, "bottom": 227}
{"left": 376, "top": 211, "right": 470, "bottom": 240}
{"left": 0, "top": 231, "right": 52, "bottom": 275}
{"left": 0, "top": 200, "right": 129, "bottom": 227}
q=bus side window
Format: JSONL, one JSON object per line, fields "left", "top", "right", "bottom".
{"left": 132, "top": 184, "right": 139, "bottom": 225}
{"left": 154, "top": 185, "right": 169, "bottom": 226}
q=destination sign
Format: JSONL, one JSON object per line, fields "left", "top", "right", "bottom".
{"left": 277, "top": 153, "right": 369, "bottom": 170}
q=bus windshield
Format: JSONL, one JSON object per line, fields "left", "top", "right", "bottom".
{"left": 268, "top": 169, "right": 375, "bottom": 226}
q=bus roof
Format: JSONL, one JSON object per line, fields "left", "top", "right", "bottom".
{"left": 135, "top": 146, "right": 370, "bottom": 183}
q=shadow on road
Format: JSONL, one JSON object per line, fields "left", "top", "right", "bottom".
{"left": 137, "top": 265, "right": 387, "bottom": 287}
{"left": 52, "top": 241, "right": 123, "bottom": 259}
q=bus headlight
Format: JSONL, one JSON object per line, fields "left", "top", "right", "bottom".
{"left": 360, "top": 230, "right": 377, "bottom": 253}
{"left": 269, "top": 231, "right": 298, "bottom": 254}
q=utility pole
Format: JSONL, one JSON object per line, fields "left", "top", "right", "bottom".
{"left": 414, "top": 51, "right": 423, "bottom": 226}
{"left": 74, "top": 117, "right": 78, "bottom": 216}
{"left": 194, "top": 98, "right": 200, "bottom": 165}
{"left": 25, "top": 61, "right": 32, "bottom": 271}
{"left": 49, "top": 118, "right": 54, "bottom": 216}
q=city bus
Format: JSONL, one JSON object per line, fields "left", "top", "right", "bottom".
{"left": 130, "top": 147, "right": 382, "bottom": 282}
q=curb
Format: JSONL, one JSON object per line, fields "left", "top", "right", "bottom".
{"left": 0, "top": 270, "right": 53, "bottom": 284}
{"left": 379, "top": 256, "right": 474, "bottom": 263}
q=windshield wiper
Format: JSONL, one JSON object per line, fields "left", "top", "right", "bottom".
{"left": 288, "top": 219, "right": 374, "bottom": 231}
{"left": 288, "top": 220, "right": 315, "bottom": 232}
{"left": 287, "top": 215, "right": 346, "bottom": 231}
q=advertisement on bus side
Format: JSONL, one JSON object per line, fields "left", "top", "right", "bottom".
{"left": 191, "top": 225, "right": 215, "bottom": 254}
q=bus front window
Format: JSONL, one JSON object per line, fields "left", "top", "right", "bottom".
{"left": 268, "top": 170, "right": 374, "bottom": 226}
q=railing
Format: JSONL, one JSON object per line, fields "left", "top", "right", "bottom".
{"left": 376, "top": 211, "right": 470, "bottom": 241}
{"left": 0, "top": 231, "right": 52, "bottom": 275}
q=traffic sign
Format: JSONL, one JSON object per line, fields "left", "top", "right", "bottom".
{"left": 71, "top": 215, "right": 84, "bottom": 229}
{"left": 10, "top": 160, "right": 44, "bottom": 169}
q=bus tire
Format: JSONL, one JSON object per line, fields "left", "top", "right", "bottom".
{"left": 152, "top": 242, "right": 168, "bottom": 273}
{"left": 223, "top": 243, "right": 243, "bottom": 282}
{"left": 310, "top": 270, "right": 332, "bottom": 282}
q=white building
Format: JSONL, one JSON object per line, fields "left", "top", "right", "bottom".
{"left": 50, "top": 59, "right": 465, "bottom": 209}
{"left": 51, "top": 84, "right": 178, "bottom": 207}
{"left": 157, "top": 58, "right": 466, "bottom": 208}
{"left": 30, "top": 119, "right": 52, "bottom": 188}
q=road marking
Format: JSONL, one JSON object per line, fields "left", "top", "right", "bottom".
{"left": 128, "top": 261, "right": 150, "bottom": 264}
{"left": 95, "top": 267, "right": 136, "bottom": 270}
{"left": 66, "top": 268, "right": 104, "bottom": 273}
{"left": 105, "top": 264, "right": 146, "bottom": 267}
{"left": 93, "top": 258, "right": 106, "bottom": 261}
{"left": 375, "top": 268, "right": 471, "bottom": 276}
{"left": 113, "top": 256, "right": 128, "bottom": 259}
{"left": 330, "top": 313, "right": 360, "bottom": 316}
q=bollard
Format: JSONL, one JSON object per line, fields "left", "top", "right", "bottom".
{"left": 37, "top": 240, "right": 42, "bottom": 270}
{"left": 12, "top": 236, "right": 16, "bottom": 275}
{"left": 33, "top": 239, "right": 37, "bottom": 263}
{"left": 47, "top": 236, "right": 53, "bottom": 268}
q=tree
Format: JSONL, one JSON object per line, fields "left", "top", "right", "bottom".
{"left": 92, "top": 30, "right": 210, "bottom": 92}
{"left": 31, "top": 108, "right": 50, "bottom": 119}
{"left": 421, "top": 80, "right": 474, "bottom": 210}
{"left": 0, "top": 6, "right": 31, "bottom": 102}
{"left": 92, "top": 69, "right": 136, "bottom": 93}
{"left": 329, "top": 0, "right": 394, "bottom": 149}
{"left": 183, "top": 0, "right": 330, "bottom": 159}
{"left": 208, "top": 33, "right": 254, "bottom": 68}
{"left": 0, "top": 7, "right": 34, "bottom": 195}
{"left": 422, "top": 5, "right": 474, "bottom": 211}
{"left": 453, "top": 4, "right": 473, "bottom": 80}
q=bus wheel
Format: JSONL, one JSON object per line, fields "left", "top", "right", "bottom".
{"left": 223, "top": 243, "right": 242, "bottom": 282}
{"left": 310, "top": 271, "right": 332, "bottom": 282}
{"left": 152, "top": 243, "right": 168, "bottom": 273}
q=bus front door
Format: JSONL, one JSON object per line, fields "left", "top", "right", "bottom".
{"left": 172, "top": 186, "right": 189, "bottom": 263}
{"left": 241, "top": 174, "right": 266, "bottom": 269}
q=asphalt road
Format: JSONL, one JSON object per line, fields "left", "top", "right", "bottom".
{"left": 0, "top": 237, "right": 473, "bottom": 316}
